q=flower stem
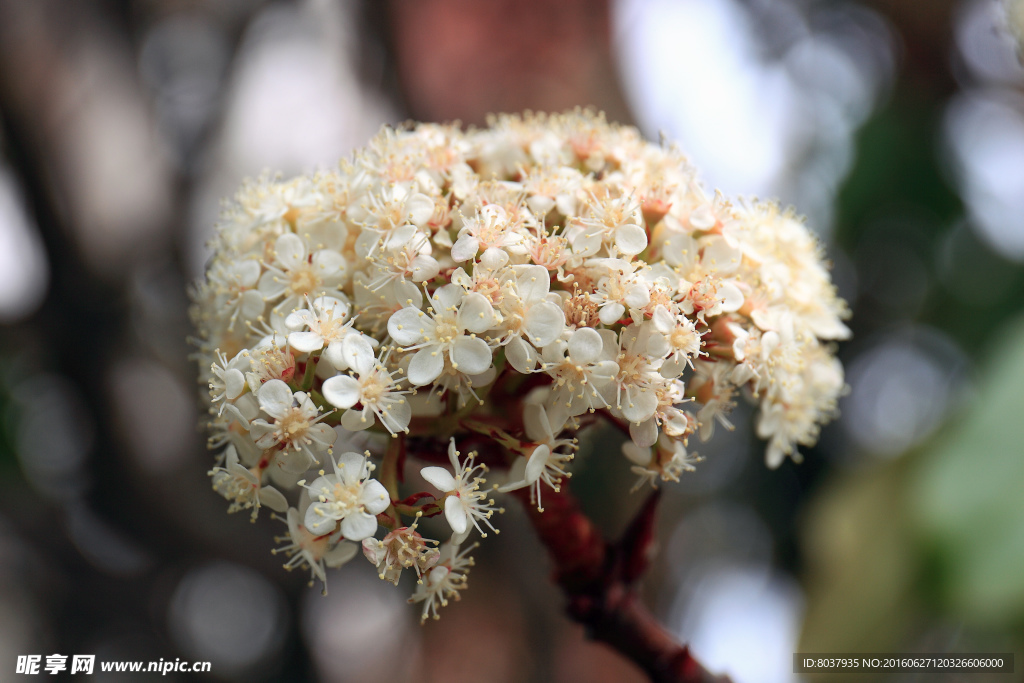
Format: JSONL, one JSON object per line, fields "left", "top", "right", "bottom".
{"left": 512, "top": 484, "right": 730, "bottom": 683}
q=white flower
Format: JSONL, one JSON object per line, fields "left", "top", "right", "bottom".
{"left": 604, "top": 322, "right": 666, "bottom": 424}
{"left": 495, "top": 265, "right": 566, "bottom": 373}
{"left": 321, "top": 349, "right": 412, "bottom": 435}
{"left": 587, "top": 258, "right": 652, "bottom": 325}
{"left": 419, "top": 439, "right": 502, "bottom": 539}
{"left": 540, "top": 327, "right": 619, "bottom": 416}
{"left": 387, "top": 285, "right": 496, "bottom": 386}
{"left": 258, "top": 233, "right": 347, "bottom": 313}
{"left": 497, "top": 404, "right": 576, "bottom": 511}
{"left": 274, "top": 508, "right": 359, "bottom": 593}
{"left": 408, "top": 541, "right": 476, "bottom": 622}
{"left": 652, "top": 305, "right": 703, "bottom": 378}
{"left": 285, "top": 296, "right": 376, "bottom": 372}
{"left": 205, "top": 258, "right": 265, "bottom": 328}
{"left": 362, "top": 514, "right": 440, "bottom": 585}
{"left": 623, "top": 433, "right": 702, "bottom": 491}
{"left": 249, "top": 380, "right": 336, "bottom": 473}
{"left": 303, "top": 452, "right": 391, "bottom": 540}
{"left": 209, "top": 350, "right": 247, "bottom": 414}
{"left": 450, "top": 204, "right": 524, "bottom": 262}
{"left": 209, "top": 445, "right": 288, "bottom": 520}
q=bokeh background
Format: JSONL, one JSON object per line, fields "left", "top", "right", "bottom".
{"left": 0, "top": 0, "right": 1023, "bottom": 681}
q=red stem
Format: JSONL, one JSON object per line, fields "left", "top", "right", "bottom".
{"left": 512, "top": 485, "right": 730, "bottom": 683}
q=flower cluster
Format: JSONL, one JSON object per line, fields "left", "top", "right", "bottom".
{"left": 191, "top": 110, "right": 848, "bottom": 617}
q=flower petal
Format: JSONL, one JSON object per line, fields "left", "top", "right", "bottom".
{"left": 325, "top": 541, "right": 360, "bottom": 568}
{"left": 304, "top": 503, "right": 337, "bottom": 536}
{"left": 444, "top": 496, "right": 468, "bottom": 535}
{"left": 457, "top": 292, "right": 495, "bottom": 334}
{"left": 258, "top": 380, "right": 294, "bottom": 417}
{"left": 524, "top": 445, "right": 550, "bottom": 484}
{"left": 341, "top": 512, "right": 378, "bottom": 541}
{"left": 361, "top": 478, "right": 391, "bottom": 514}
{"left": 451, "top": 336, "right": 492, "bottom": 375}
{"left": 387, "top": 307, "right": 431, "bottom": 346}
{"left": 259, "top": 486, "right": 289, "bottom": 513}
{"left": 598, "top": 302, "right": 625, "bottom": 325}
{"left": 421, "top": 466, "right": 456, "bottom": 492}
{"left": 275, "top": 233, "right": 307, "bottom": 271}
{"left": 342, "top": 334, "right": 376, "bottom": 374}
{"left": 615, "top": 223, "right": 648, "bottom": 256}
{"left": 523, "top": 301, "right": 565, "bottom": 347}
{"left": 516, "top": 266, "right": 550, "bottom": 303}
{"left": 288, "top": 331, "right": 324, "bottom": 353}
{"left": 322, "top": 375, "right": 360, "bottom": 408}
{"left": 450, "top": 234, "right": 479, "bottom": 262}
{"left": 408, "top": 347, "right": 445, "bottom": 386}
{"left": 567, "top": 327, "right": 603, "bottom": 364}
{"left": 629, "top": 418, "right": 659, "bottom": 449}
{"left": 505, "top": 336, "right": 538, "bottom": 374}
{"left": 341, "top": 406, "right": 373, "bottom": 431}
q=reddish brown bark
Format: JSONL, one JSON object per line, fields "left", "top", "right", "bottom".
{"left": 513, "top": 486, "right": 731, "bottom": 683}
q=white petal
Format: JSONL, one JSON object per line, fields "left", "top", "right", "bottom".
{"left": 629, "top": 418, "right": 659, "bottom": 449}
{"left": 408, "top": 347, "right": 445, "bottom": 386}
{"left": 380, "top": 400, "right": 411, "bottom": 434}
{"left": 224, "top": 369, "right": 246, "bottom": 400}
{"left": 341, "top": 407, "right": 373, "bottom": 431}
{"left": 275, "top": 233, "right": 307, "bottom": 270}
{"left": 568, "top": 327, "right": 603, "bottom": 364}
{"left": 689, "top": 204, "right": 716, "bottom": 230}
{"left": 406, "top": 194, "right": 435, "bottom": 227}
{"left": 361, "top": 478, "right": 391, "bottom": 514}
{"left": 615, "top": 223, "right": 648, "bottom": 256}
{"left": 341, "top": 334, "right": 376, "bottom": 374}
{"left": 324, "top": 341, "right": 349, "bottom": 371}
{"left": 411, "top": 255, "right": 440, "bottom": 282}
{"left": 505, "top": 336, "right": 538, "bottom": 374}
{"left": 306, "top": 423, "right": 337, "bottom": 447}
{"left": 444, "top": 496, "right": 468, "bottom": 534}
{"left": 523, "top": 301, "right": 565, "bottom": 347}
{"left": 240, "top": 290, "right": 266, "bottom": 319}
{"left": 288, "top": 331, "right": 325, "bottom": 353}
{"left": 421, "top": 466, "right": 456, "bottom": 492}
{"left": 304, "top": 503, "right": 337, "bottom": 536}
{"left": 258, "top": 380, "right": 294, "bottom": 417}
{"left": 718, "top": 281, "right": 745, "bottom": 312}
{"left": 277, "top": 450, "right": 314, "bottom": 475}
{"left": 393, "top": 280, "right": 423, "bottom": 308}
{"left": 312, "top": 249, "right": 346, "bottom": 277}
{"left": 450, "top": 235, "right": 479, "bottom": 262}
{"left": 524, "top": 445, "right": 550, "bottom": 484}
{"left": 335, "top": 451, "right": 368, "bottom": 484}
{"left": 431, "top": 284, "right": 465, "bottom": 311}
{"left": 451, "top": 336, "right": 492, "bottom": 375}
{"left": 259, "top": 486, "right": 289, "bottom": 513}
{"left": 341, "top": 512, "right": 378, "bottom": 541}
{"left": 652, "top": 305, "right": 674, "bottom": 334}
{"left": 622, "top": 388, "right": 658, "bottom": 423}
{"left": 624, "top": 284, "right": 650, "bottom": 309}
{"left": 517, "top": 265, "right": 550, "bottom": 303}
{"left": 701, "top": 235, "right": 742, "bottom": 275}
{"left": 622, "top": 441, "right": 652, "bottom": 466}
{"left": 457, "top": 292, "right": 495, "bottom": 334}
{"left": 322, "top": 375, "right": 361, "bottom": 409}
{"left": 479, "top": 247, "right": 509, "bottom": 270}
{"left": 598, "top": 302, "right": 625, "bottom": 325}
{"left": 589, "top": 360, "right": 620, "bottom": 384}
{"left": 387, "top": 307, "right": 431, "bottom": 346}
{"left": 325, "top": 541, "right": 360, "bottom": 568}
{"left": 663, "top": 233, "right": 698, "bottom": 270}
